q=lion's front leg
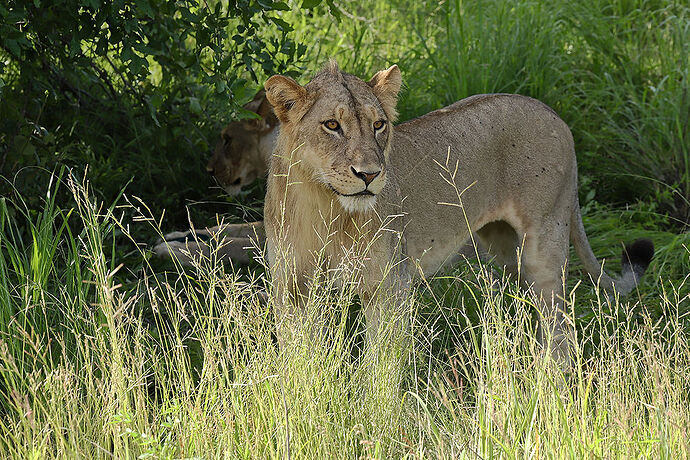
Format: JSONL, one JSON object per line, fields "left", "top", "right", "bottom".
{"left": 361, "top": 255, "right": 412, "bottom": 350}
{"left": 266, "top": 238, "right": 314, "bottom": 348}
{"left": 154, "top": 221, "right": 264, "bottom": 265}
{"left": 359, "top": 256, "right": 412, "bottom": 406}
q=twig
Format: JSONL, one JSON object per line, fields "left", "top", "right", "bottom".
{"left": 102, "top": 53, "right": 147, "bottom": 108}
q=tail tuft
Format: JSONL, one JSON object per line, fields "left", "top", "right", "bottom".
{"left": 622, "top": 238, "right": 654, "bottom": 278}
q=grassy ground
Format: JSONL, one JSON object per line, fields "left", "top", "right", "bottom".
{"left": 1, "top": 0, "right": 689, "bottom": 457}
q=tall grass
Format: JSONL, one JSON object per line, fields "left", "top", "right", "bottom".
{"left": 432, "top": 0, "right": 689, "bottom": 220}
{"left": 290, "top": 0, "right": 689, "bottom": 222}
{"left": 0, "top": 176, "right": 687, "bottom": 457}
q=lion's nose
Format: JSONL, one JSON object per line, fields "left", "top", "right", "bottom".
{"left": 350, "top": 166, "right": 381, "bottom": 186}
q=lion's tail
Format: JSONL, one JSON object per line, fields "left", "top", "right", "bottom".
{"left": 570, "top": 200, "right": 654, "bottom": 295}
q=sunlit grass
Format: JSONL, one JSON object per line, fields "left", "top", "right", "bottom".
{"left": 0, "top": 176, "right": 687, "bottom": 458}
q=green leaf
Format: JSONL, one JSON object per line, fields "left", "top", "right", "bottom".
{"left": 215, "top": 79, "right": 228, "bottom": 94}
{"left": 121, "top": 45, "right": 133, "bottom": 63}
{"left": 127, "top": 55, "right": 148, "bottom": 74}
{"left": 272, "top": 2, "right": 290, "bottom": 11}
{"left": 301, "top": 0, "right": 322, "bottom": 8}
{"left": 149, "top": 94, "right": 164, "bottom": 109}
{"left": 188, "top": 97, "right": 201, "bottom": 114}
{"left": 268, "top": 16, "right": 293, "bottom": 32}
{"left": 218, "top": 55, "right": 233, "bottom": 73}
{"left": 179, "top": 7, "right": 197, "bottom": 22}
{"left": 4, "top": 38, "right": 20, "bottom": 57}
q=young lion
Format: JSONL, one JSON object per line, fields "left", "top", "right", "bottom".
{"left": 263, "top": 62, "right": 653, "bottom": 364}
{"left": 153, "top": 92, "right": 277, "bottom": 264}
{"left": 206, "top": 90, "right": 279, "bottom": 196}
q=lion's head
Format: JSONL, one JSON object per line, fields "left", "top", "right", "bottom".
{"left": 264, "top": 61, "right": 402, "bottom": 213}
{"left": 206, "top": 91, "right": 277, "bottom": 195}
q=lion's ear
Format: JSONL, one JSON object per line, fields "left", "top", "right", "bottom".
{"left": 243, "top": 90, "right": 267, "bottom": 113}
{"left": 264, "top": 75, "right": 310, "bottom": 124}
{"left": 368, "top": 65, "right": 402, "bottom": 122}
{"left": 256, "top": 94, "right": 279, "bottom": 130}
{"left": 243, "top": 90, "right": 279, "bottom": 132}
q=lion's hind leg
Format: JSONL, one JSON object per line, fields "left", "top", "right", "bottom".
{"left": 518, "top": 216, "right": 574, "bottom": 370}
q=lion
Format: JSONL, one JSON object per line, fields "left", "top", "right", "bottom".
{"left": 154, "top": 90, "right": 481, "bottom": 266}
{"left": 206, "top": 90, "right": 279, "bottom": 196}
{"left": 153, "top": 91, "right": 277, "bottom": 264}
{"left": 262, "top": 61, "right": 654, "bottom": 365}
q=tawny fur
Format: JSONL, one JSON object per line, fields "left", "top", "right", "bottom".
{"left": 156, "top": 64, "right": 653, "bottom": 359}
{"left": 262, "top": 62, "right": 653, "bottom": 364}
{"left": 206, "top": 90, "right": 279, "bottom": 196}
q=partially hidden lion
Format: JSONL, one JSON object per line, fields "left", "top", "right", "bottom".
{"left": 206, "top": 90, "right": 279, "bottom": 196}
{"left": 153, "top": 91, "right": 277, "bottom": 264}
{"left": 262, "top": 61, "right": 653, "bottom": 365}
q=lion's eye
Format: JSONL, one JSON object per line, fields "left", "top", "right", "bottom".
{"left": 373, "top": 120, "right": 385, "bottom": 131}
{"left": 323, "top": 120, "right": 340, "bottom": 131}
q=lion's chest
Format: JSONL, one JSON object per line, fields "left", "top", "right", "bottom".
{"left": 283, "top": 201, "right": 397, "bottom": 288}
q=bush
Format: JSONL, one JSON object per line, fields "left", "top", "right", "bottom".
{"left": 0, "top": 0, "right": 306, "bottom": 224}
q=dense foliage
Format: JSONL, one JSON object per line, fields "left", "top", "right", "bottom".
{"left": 2, "top": 0, "right": 688, "bottom": 227}
{"left": 1, "top": 0, "right": 311, "bottom": 223}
